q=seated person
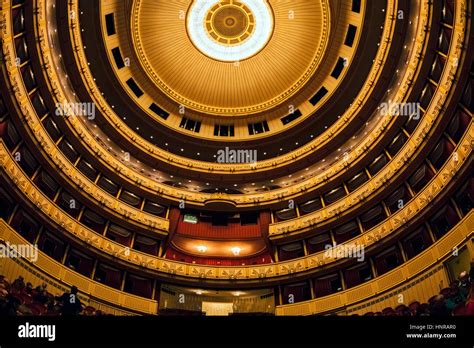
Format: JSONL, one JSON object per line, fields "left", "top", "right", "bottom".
{"left": 33, "top": 286, "right": 49, "bottom": 305}
{"left": 56, "top": 286, "right": 82, "bottom": 316}
{"left": 25, "top": 282, "right": 33, "bottom": 295}
{"left": 0, "top": 294, "right": 20, "bottom": 316}
{"left": 444, "top": 287, "right": 464, "bottom": 312}
{"left": 465, "top": 285, "right": 474, "bottom": 316}
{"left": 429, "top": 295, "right": 449, "bottom": 316}
{"left": 459, "top": 271, "right": 470, "bottom": 300}
{"left": 11, "top": 277, "right": 25, "bottom": 291}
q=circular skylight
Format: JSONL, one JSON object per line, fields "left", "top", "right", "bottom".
{"left": 187, "top": 0, "right": 274, "bottom": 62}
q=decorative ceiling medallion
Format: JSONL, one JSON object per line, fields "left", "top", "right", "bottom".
{"left": 187, "top": 0, "right": 273, "bottom": 62}
{"left": 131, "top": 0, "right": 330, "bottom": 116}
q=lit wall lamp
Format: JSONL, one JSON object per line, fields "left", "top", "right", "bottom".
{"left": 231, "top": 247, "right": 241, "bottom": 256}
{"left": 197, "top": 245, "right": 207, "bottom": 253}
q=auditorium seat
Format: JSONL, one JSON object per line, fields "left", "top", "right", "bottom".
{"left": 382, "top": 307, "right": 395, "bottom": 316}
{"left": 106, "top": 224, "right": 133, "bottom": 246}
{"left": 374, "top": 246, "right": 402, "bottom": 275}
{"left": 94, "top": 263, "right": 123, "bottom": 289}
{"left": 275, "top": 208, "right": 297, "bottom": 221}
{"left": 43, "top": 117, "right": 62, "bottom": 143}
{"left": 360, "top": 205, "right": 386, "bottom": 230}
{"left": 402, "top": 227, "right": 432, "bottom": 259}
{"left": 368, "top": 153, "right": 388, "bottom": 176}
{"left": 409, "top": 164, "right": 435, "bottom": 193}
{"left": 300, "top": 199, "right": 323, "bottom": 214}
{"left": 344, "top": 262, "right": 373, "bottom": 288}
{"left": 385, "top": 186, "right": 411, "bottom": 213}
{"left": 98, "top": 176, "right": 119, "bottom": 196}
{"left": 454, "top": 179, "right": 473, "bottom": 215}
{"left": 143, "top": 200, "right": 166, "bottom": 216}
{"left": 18, "top": 146, "right": 40, "bottom": 177}
{"left": 461, "top": 79, "right": 474, "bottom": 111}
{"left": 333, "top": 220, "right": 360, "bottom": 244}
{"left": 307, "top": 233, "right": 332, "bottom": 254}
{"left": 31, "top": 93, "right": 48, "bottom": 117}
{"left": 428, "top": 137, "right": 455, "bottom": 170}
{"left": 0, "top": 187, "right": 16, "bottom": 220}
{"left": 387, "top": 132, "right": 408, "bottom": 157}
{"left": 419, "top": 84, "right": 436, "bottom": 110}
{"left": 10, "top": 210, "right": 40, "bottom": 243}
{"left": 119, "top": 190, "right": 142, "bottom": 207}
{"left": 2, "top": 120, "right": 21, "bottom": 151}
{"left": 66, "top": 249, "right": 95, "bottom": 277}
{"left": 314, "top": 274, "right": 342, "bottom": 297}
{"left": 282, "top": 282, "right": 312, "bottom": 303}
{"left": 279, "top": 242, "right": 304, "bottom": 261}
{"left": 346, "top": 171, "right": 369, "bottom": 192}
{"left": 404, "top": 114, "right": 422, "bottom": 134}
{"left": 34, "top": 171, "right": 60, "bottom": 199}
{"left": 59, "top": 140, "right": 80, "bottom": 163}
{"left": 81, "top": 209, "right": 107, "bottom": 233}
{"left": 408, "top": 301, "right": 421, "bottom": 315}
{"left": 132, "top": 235, "right": 160, "bottom": 256}
{"left": 429, "top": 203, "right": 460, "bottom": 239}
{"left": 452, "top": 303, "right": 466, "bottom": 316}
{"left": 324, "top": 186, "right": 346, "bottom": 205}
{"left": 37, "top": 231, "right": 67, "bottom": 262}
{"left": 57, "top": 191, "right": 83, "bottom": 218}
{"left": 447, "top": 110, "right": 471, "bottom": 142}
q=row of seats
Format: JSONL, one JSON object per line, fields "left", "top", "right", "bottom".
{"left": 359, "top": 267, "right": 474, "bottom": 316}
{"left": 0, "top": 274, "right": 101, "bottom": 316}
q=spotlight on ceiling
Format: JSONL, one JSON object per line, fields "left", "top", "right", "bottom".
{"left": 197, "top": 245, "right": 207, "bottom": 253}
{"left": 231, "top": 247, "right": 241, "bottom": 256}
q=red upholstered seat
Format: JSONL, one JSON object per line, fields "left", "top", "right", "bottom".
{"left": 15, "top": 293, "right": 33, "bottom": 305}
{"left": 83, "top": 306, "right": 96, "bottom": 315}
{"left": 427, "top": 295, "right": 438, "bottom": 304}
{"left": 440, "top": 288, "right": 451, "bottom": 297}
{"left": 382, "top": 307, "right": 395, "bottom": 315}
{"left": 408, "top": 301, "right": 421, "bottom": 315}
{"left": 27, "top": 302, "right": 47, "bottom": 315}
{"left": 452, "top": 303, "right": 466, "bottom": 316}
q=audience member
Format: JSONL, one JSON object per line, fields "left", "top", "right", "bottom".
{"left": 34, "top": 285, "right": 49, "bottom": 305}
{"left": 57, "top": 286, "right": 83, "bottom": 316}
{"left": 458, "top": 271, "right": 470, "bottom": 300}
{"left": 25, "top": 282, "right": 33, "bottom": 295}
{"left": 429, "top": 295, "right": 450, "bottom": 316}
{"left": 465, "top": 285, "right": 474, "bottom": 316}
{"left": 11, "top": 276, "right": 25, "bottom": 291}
{"left": 0, "top": 276, "right": 97, "bottom": 316}
{"left": 444, "top": 286, "right": 464, "bottom": 311}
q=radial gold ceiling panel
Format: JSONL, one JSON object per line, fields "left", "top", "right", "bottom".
{"left": 131, "top": 0, "right": 330, "bottom": 116}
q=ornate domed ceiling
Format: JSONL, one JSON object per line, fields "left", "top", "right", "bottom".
{"left": 131, "top": 0, "right": 329, "bottom": 116}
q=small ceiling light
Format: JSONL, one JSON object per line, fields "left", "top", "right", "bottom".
{"left": 231, "top": 247, "right": 241, "bottom": 256}
{"left": 197, "top": 245, "right": 207, "bottom": 253}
